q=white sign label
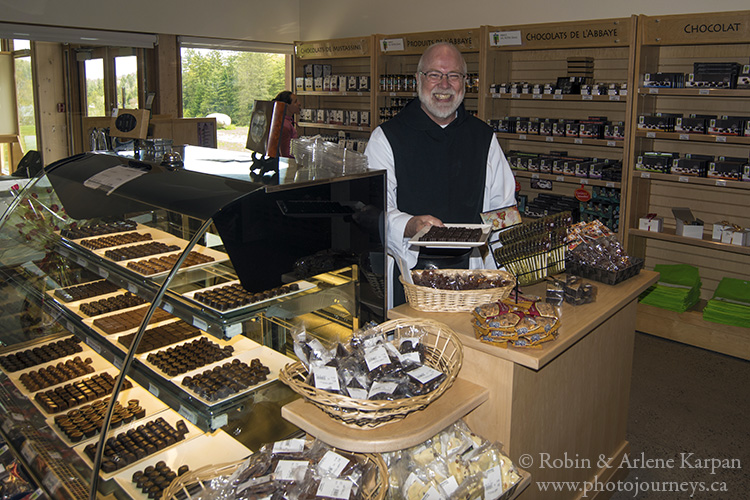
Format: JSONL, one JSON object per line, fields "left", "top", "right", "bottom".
{"left": 317, "top": 478, "right": 353, "bottom": 500}
{"left": 408, "top": 365, "right": 442, "bottom": 384}
{"left": 489, "top": 30, "right": 522, "bottom": 46}
{"left": 192, "top": 317, "right": 208, "bottom": 331}
{"left": 148, "top": 383, "right": 160, "bottom": 397}
{"left": 678, "top": 176, "right": 690, "bottom": 183}
{"left": 225, "top": 323, "right": 242, "bottom": 338}
{"left": 364, "top": 345, "right": 391, "bottom": 371}
{"left": 211, "top": 414, "right": 229, "bottom": 430}
{"left": 273, "top": 438, "right": 306, "bottom": 454}
{"left": 574, "top": 138, "right": 583, "bottom": 144}
{"left": 640, "top": 172, "right": 651, "bottom": 178}
{"left": 83, "top": 165, "right": 148, "bottom": 195}
{"left": 380, "top": 38, "right": 405, "bottom": 52}
{"left": 368, "top": 381, "right": 398, "bottom": 399}
{"left": 178, "top": 405, "right": 197, "bottom": 424}
{"left": 273, "top": 460, "right": 308, "bottom": 481}
{"left": 483, "top": 465, "right": 504, "bottom": 500}
{"left": 98, "top": 267, "right": 109, "bottom": 278}
{"left": 313, "top": 366, "right": 341, "bottom": 391}
{"left": 318, "top": 451, "right": 350, "bottom": 477}
{"left": 546, "top": 136, "right": 554, "bottom": 142}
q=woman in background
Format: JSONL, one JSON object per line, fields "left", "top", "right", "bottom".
{"left": 273, "top": 91, "right": 301, "bottom": 158}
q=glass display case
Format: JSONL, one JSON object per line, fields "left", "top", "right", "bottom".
{"left": 0, "top": 146, "right": 386, "bottom": 499}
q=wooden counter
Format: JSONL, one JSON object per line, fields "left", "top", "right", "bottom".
{"left": 389, "top": 270, "right": 658, "bottom": 500}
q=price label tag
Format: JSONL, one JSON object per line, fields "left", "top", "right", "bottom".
{"left": 678, "top": 176, "right": 690, "bottom": 183}
{"left": 407, "top": 365, "right": 442, "bottom": 384}
{"left": 356, "top": 92, "right": 363, "bottom": 96}
{"left": 606, "top": 182, "right": 616, "bottom": 188}
{"left": 86, "top": 338, "right": 101, "bottom": 354}
{"left": 273, "top": 439, "right": 306, "bottom": 454}
{"left": 162, "top": 302, "right": 173, "bottom": 314}
{"left": 679, "top": 134, "right": 690, "bottom": 141}
{"left": 211, "top": 414, "right": 229, "bottom": 430}
{"left": 2, "top": 420, "right": 13, "bottom": 434}
{"left": 556, "top": 176, "right": 565, "bottom": 182}
{"left": 21, "top": 441, "right": 37, "bottom": 463}
{"left": 511, "top": 93, "right": 520, "bottom": 98}
{"left": 77, "top": 257, "right": 87, "bottom": 266}
{"left": 192, "top": 317, "right": 208, "bottom": 331}
{"left": 48, "top": 452, "right": 62, "bottom": 460}
{"left": 609, "top": 95, "right": 620, "bottom": 101}
{"left": 699, "top": 88, "right": 710, "bottom": 95}
{"left": 389, "top": 92, "right": 396, "bottom": 96}
{"left": 127, "top": 283, "right": 138, "bottom": 294}
{"left": 43, "top": 471, "right": 62, "bottom": 494}
{"left": 318, "top": 451, "right": 350, "bottom": 477}
{"left": 368, "top": 381, "right": 398, "bottom": 399}
{"left": 607, "top": 140, "right": 616, "bottom": 147}
{"left": 148, "top": 383, "right": 160, "bottom": 397}
{"left": 580, "top": 179, "right": 589, "bottom": 185}
{"left": 716, "top": 136, "right": 727, "bottom": 143}
{"left": 491, "top": 93, "right": 501, "bottom": 99}
{"left": 546, "top": 136, "right": 554, "bottom": 142}
{"left": 715, "top": 180, "right": 727, "bottom": 187}
{"left": 533, "top": 94, "right": 542, "bottom": 99}
{"left": 178, "top": 405, "right": 198, "bottom": 424}
{"left": 421, "top": 486, "right": 443, "bottom": 500}
{"left": 113, "top": 357, "right": 123, "bottom": 369}
{"left": 317, "top": 479, "right": 353, "bottom": 500}
{"left": 98, "top": 267, "right": 109, "bottom": 279}
{"left": 364, "top": 345, "right": 390, "bottom": 371}
{"left": 274, "top": 460, "right": 308, "bottom": 481}
{"left": 313, "top": 366, "right": 341, "bottom": 391}
{"left": 582, "top": 95, "right": 593, "bottom": 101}
{"left": 649, "top": 88, "right": 659, "bottom": 94}
{"left": 531, "top": 173, "right": 540, "bottom": 179}
{"left": 440, "top": 476, "right": 460, "bottom": 496}
{"left": 553, "top": 94, "right": 563, "bottom": 100}
{"left": 646, "top": 132, "right": 656, "bottom": 138}
{"left": 66, "top": 320, "right": 75, "bottom": 332}
{"left": 225, "top": 323, "right": 242, "bottom": 338}
{"left": 574, "top": 138, "right": 583, "bottom": 144}
{"left": 483, "top": 466, "right": 504, "bottom": 500}
{"left": 641, "top": 172, "right": 651, "bottom": 178}
{"left": 12, "top": 413, "right": 25, "bottom": 422}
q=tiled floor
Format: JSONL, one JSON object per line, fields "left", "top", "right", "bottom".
{"left": 610, "top": 333, "right": 750, "bottom": 499}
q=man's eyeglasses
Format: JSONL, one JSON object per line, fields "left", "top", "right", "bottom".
{"left": 419, "top": 71, "right": 465, "bottom": 84}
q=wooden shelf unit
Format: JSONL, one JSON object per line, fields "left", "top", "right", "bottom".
{"left": 623, "top": 10, "right": 750, "bottom": 359}
{"left": 374, "top": 28, "right": 482, "bottom": 126}
{"left": 293, "top": 36, "right": 376, "bottom": 143}
{"left": 481, "top": 17, "right": 638, "bottom": 238}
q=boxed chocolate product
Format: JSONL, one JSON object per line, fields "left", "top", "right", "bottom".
{"left": 575, "top": 161, "right": 594, "bottom": 178}
{"left": 707, "top": 161, "right": 744, "bottom": 181}
{"left": 304, "top": 76, "right": 313, "bottom": 91}
{"left": 527, "top": 156, "right": 542, "bottom": 172}
{"left": 345, "top": 110, "right": 359, "bottom": 126}
{"left": 322, "top": 75, "right": 332, "bottom": 91}
{"left": 674, "top": 115, "right": 712, "bottom": 134}
{"left": 322, "top": 64, "right": 332, "bottom": 77}
{"left": 303, "top": 64, "right": 314, "bottom": 77}
{"left": 347, "top": 75, "right": 358, "bottom": 92}
{"left": 552, "top": 159, "right": 566, "bottom": 175}
{"left": 672, "top": 207, "right": 704, "bottom": 239}
{"left": 315, "top": 109, "right": 326, "bottom": 123}
{"left": 712, "top": 222, "right": 733, "bottom": 241}
{"left": 638, "top": 113, "right": 682, "bottom": 131}
{"left": 636, "top": 152, "right": 677, "bottom": 173}
{"left": 358, "top": 75, "right": 370, "bottom": 91}
{"left": 604, "top": 122, "right": 626, "bottom": 140}
{"left": 639, "top": 214, "right": 664, "bottom": 232}
{"left": 563, "top": 160, "right": 577, "bottom": 176}
{"left": 551, "top": 120, "right": 571, "bottom": 137}
{"left": 496, "top": 118, "right": 516, "bottom": 133}
{"left": 744, "top": 165, "right": 750, "bottom": 182}
{"left": 708, "top": 116, "right": 748, "bottom": 136}
{"left": 565, "top": 121, "right": 580, "bottom": 137}
{"left": 538, "top": 119, "right": 553, "bottom": 136}
{"left": 338, "top": 76, "right": 348, "bottom": 92}
{"left": 313, "top": 77, "right": 323, "bottom": 91}
{"left": 721, "top": 228, "right": 750, "bottom": 246}
{"left": 671, "top": 154, "right": 713, "bottom": 176}
{"left": 540, "top": 158, "right": 553, "bottom": 174}
{"left": 518, "top": 119, "right": 540, "bottom": 134}
{"left": 295, "top": 77, "right": 305, "bottom": 92}
{"left": 737, "top": 67, "right": 750, "bottom": 89}
{"left": 687, "top": 72, "right": 735, "bottom": 89}
{"left": 643, "top": 72, "right": 685, "bottom": 88}
{"left": 579, "top": 121, "right": 604, "bottom": 139}
{"left": 359, "top": 110, "right": 370, "bottom": 127}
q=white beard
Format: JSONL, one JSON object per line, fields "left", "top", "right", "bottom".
{"left": 417, "top": 78, "right": 465, "bottom": 120}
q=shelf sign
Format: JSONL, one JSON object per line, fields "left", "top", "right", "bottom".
{"left": 489, "top": 30, "right": 522, "bottom": 47}
{"left": 295, "top": 38, "right": 370, "bottom": 59}
{"left": 575, "top": 185, "right": 592, "bottom": 202}
{"left": 380, "top": 38, "right": 405, "bottom": 52}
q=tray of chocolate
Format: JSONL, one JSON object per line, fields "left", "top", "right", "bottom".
{"left": 471, "top": 296, "right": 561, "bottom": 349}
{"left": 52, "top": 290, "right": 146, "bottom": 319}
{"left": 409, "top": 223, "right": 492, "bottom": 249}
{"left": 73, "top": 408, "right": 202, "bottom": 480}
{"left": 7, "top": 349, "right": 111, "bottom": 395}
{"left": 183, "top": 280, "right": 315, "bottom": 313}
{"left": 29, "top": 367, "right": 134, "bottom": 416}
{"left": 46, "top": 385, "right": 168, "bottom": 448}
{"left": 138, "top": 334, "right": 260, "bottom": 379}
{"left": 117, "top": 245, "right": 229, "bottom": 278}
{"left": 75, "top": 224, "right": 175, "bottom": 250}
{"left": 60, "top": 220, "right": 138, "bottom": 240}
{"left": 0, "top": 336, "right": 86, "bottom": 374}
{"left": 113, "top": 431, "right": 252, "bottom": 500}
{"left": 84, "top": 304, "right": 176, "bottom": 337}
{"left": 51, "top": 279, "right": 122, "bottom": 303}
{"left": 172, "top": 346, "right": 290, "bottom": 407}
{"left": 114, "top": 320, "right": 202, "bottom": 355}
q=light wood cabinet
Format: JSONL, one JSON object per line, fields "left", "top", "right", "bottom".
{"left": 624, "top": 11, "right": 750, "bottom": 360}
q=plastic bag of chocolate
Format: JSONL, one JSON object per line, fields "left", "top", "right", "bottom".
{"left": 564, "top": 275, "right": 597, "bottom": 305}
{"left": 292, "top": 326, "right": 334, "bottom": 371}
{"left": 453, "top": 441, "right": 521, "bottom": 500}
{"left": 405, "top": 364, "right": 446, "bottom": 396}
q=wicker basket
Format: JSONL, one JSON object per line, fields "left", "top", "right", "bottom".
{"left": 279, "top": 318, "right": 463, "bottom": 429}
{"left": 400, "top": 269, "right": 515, "bottom": 312}
{"left": 162, "top": 453, "right": 388, "bottom": 500}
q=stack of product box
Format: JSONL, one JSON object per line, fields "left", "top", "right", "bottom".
{"left": 703, "top": 277, "right": 750, "bottom": 327}
{"left": 639, "top": 264, "right": 701, "bottom": 313}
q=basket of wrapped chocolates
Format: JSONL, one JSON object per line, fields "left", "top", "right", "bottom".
{"left": 279, "top": 319, "right": 463, "bottom": 429}
{"left": 162, "top": 436, "right": 388, "bottom": 500}
{"left": 399, "top": 269, "right": 515, "bottom": 313}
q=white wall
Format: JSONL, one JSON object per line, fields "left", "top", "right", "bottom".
{"left": 1, "top": 0, "right": 300, "bottom": 43}
{"left": 299, "top": 0, "right": 750, "bottom": 40}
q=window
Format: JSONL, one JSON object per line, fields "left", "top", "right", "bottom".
{"left": 78, "top": 47, "right": 140, "bottom": 118}
{"left": 0, "top": 39, "right": 37, "bottom": 175}
{"left": 179, "top": 38, "right": 293, "bottom": 152}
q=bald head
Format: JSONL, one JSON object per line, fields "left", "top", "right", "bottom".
{"left": 417, "top": 42, "right": 468, "bottom": 76}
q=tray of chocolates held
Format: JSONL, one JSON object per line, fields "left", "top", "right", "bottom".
{"left": 409, "top": 223, "right": 492, "bottom": 249}
{"left": 137, "top": 334, "right": 261, "bottom": 379}
{"left": 172, "top": 346, "right": 291, "bottom": 407}
{"left": 72, "top": 408, "right": 202, "bottom": 480}
{"left": 113, "top": 430, "right": 252, "bottom": 500}
{"left": 182, "top": 280, "right": 316, "bottom": 314}
{"left": 45, "top": 384, "right": 168, "bottom": 448}
{"left": 7, "top": 349, "right": 111, "bottom": 395}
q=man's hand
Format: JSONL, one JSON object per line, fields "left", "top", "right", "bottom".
{"left": 404, "top": 215, "right": 444, "bottom": 238}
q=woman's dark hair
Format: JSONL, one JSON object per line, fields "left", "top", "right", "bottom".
{"left": 274, "top": 91, "right": 293, "bottom": 104}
